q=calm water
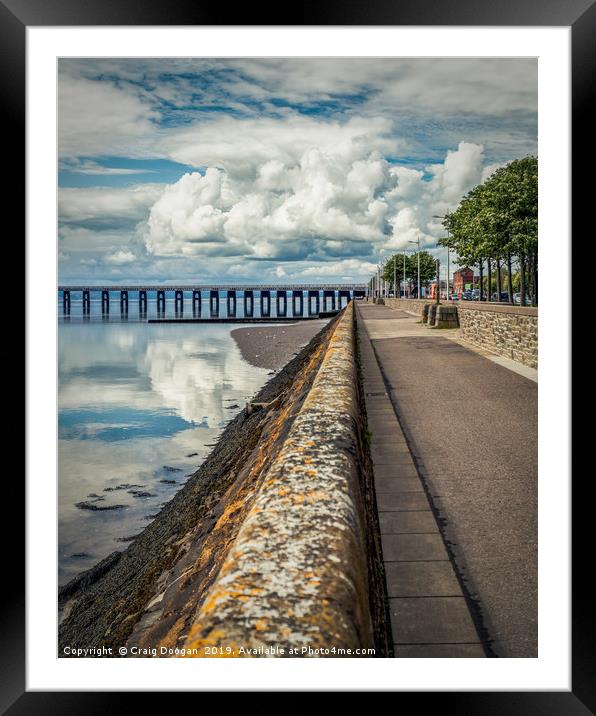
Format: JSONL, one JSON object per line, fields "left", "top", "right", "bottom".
{"left": 58, "top": 317, "right": 270, "bottom": 585}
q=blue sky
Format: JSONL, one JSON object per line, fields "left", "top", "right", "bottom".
{"left": 58, "top": 58, "right": 537, "bottom": 284}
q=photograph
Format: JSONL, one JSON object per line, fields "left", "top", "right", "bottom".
{"left": 55, "top": 56, "right": 539, "bottom": 660}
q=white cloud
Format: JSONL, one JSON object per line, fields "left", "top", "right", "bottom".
{"left": 142, "top": 138, "right": 490, "bottom": 266}
{"left": 59, "top": 75, "right": 158, "bottom": 158}
{"left": 59, "top": 184, "right": 164, "bottom": 223}
{"left": 57, "top": 58, "right": 536, "bottom": 284}
{"left": 60, "top": 159, "right": 152, "bottom": 176}
{"left": 163, "top": 115, "right": 401, "bottom": 180}
{"left": 105, "top": 250, "right": 136, "bottom": 265}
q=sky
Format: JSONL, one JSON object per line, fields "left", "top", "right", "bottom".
{"left": 58, "top": 58, "right": 537, "bottom": 285}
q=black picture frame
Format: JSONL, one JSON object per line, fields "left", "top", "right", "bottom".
{"left": 9, "top": 0, "right": 588, "bottom": 708}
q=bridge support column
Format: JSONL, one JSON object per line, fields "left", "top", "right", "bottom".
{"left": 323, "top": 290, "right": 336, "bottom": 312}
{"left": 260, "top": 290, "right": 270, "bottom": 318}
{"left": 175, "top": 290, "right": 184, "bottom": 315}
{"left": 139, "top": 290, "right": 147, "bottom": 314}
{"left": 276, "top": 291, "right": 287, "bottom": 317}
{"left": 227, "top": 290, "right": 237, "bottom": 318}
{"left": 338, "top": 290, "right": 350, "bottom": 308}
{"left": 308, "top": 290, "right": 320, "bottom": 316}
{"left": 62, "top": 290, "right": 71, "bottom": 314}
{"left": 292, "top": 290, "right": 303, "bottom": 317}
{"left": 120, "top": 291, "right": 129, "bottom": 316}
{"left": 244, "top": 290, "right": 254, "bottom": 318}
{"left": 101, "top": 290, "right": 110, "bottom": 315}
{"left": 192, "top": 290, "right": 201, "bottom": 318}
{"left": 157, "top": 290, "right": 166, "bottom": 314}
{"left": 210, "top": 290, "right": 219, "bottom": 318}
{"left": 82, "top": 290, "right": 90, "bottom": 314}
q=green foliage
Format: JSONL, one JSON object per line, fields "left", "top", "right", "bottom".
{"left": 438, "top": 156, "right": 538, "bottom": 263}
{"left": 382, "top": 250, "right": 437, "bottom": 286}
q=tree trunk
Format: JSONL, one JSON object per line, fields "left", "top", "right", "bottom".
{"left": 507, "top": 253, "right": 514, "bottom": 304}
{"left": 487, "top": 258, "right": 492, "bottom": 301}
{"left": 479, "top": 259, "right": 484, "bottom": 301}
{"left": 520, "top": 253, "right": 526, "bottom": 306}
{"left": 533, "top": 251, "right": 538, "bottom": 306}
{"left": 496, "top": 259, "right": 502, "bottom": 301}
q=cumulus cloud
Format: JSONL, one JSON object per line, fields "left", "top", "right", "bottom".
{"left": 105, "top": 250, "right": 136, "bottom": 265}
{"left": 57, "top": 58, "right": 537, "bottom": 284}
{"left": 141, "top": 136, "right": 490, "bottom": 264}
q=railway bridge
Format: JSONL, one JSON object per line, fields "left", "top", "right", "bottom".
{"left": 57, "top": 284, "right": 367, "bottom": 319}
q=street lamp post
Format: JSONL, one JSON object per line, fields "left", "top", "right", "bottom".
{"left": 403, "top": 251, "right": 407, "bottom": 298}
{"left": 408, "top": 237, "right": 421, "bottom": 298}
{"left": 435, "top": 258, "right": 441, "bottom": 305}
{"left": 433, "top": 212, "right": 451, "bottom": 300}
{"left": 393, "top": 253, "right": 396, "bottom": 299}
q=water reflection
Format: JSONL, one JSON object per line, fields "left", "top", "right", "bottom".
{"left": 58, "top": 321, "right": 269, "bottom": 585}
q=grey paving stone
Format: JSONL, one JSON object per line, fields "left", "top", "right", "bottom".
{"left": 394, "top": 643, "right": 485, "bottom": 658}
{"left": 367, "top": 422, "right": 402, "bottom": 436}
{"left": 381, "top": 533, "right": 448, "bottom": 561}
{"left": 379, "top": 511, "right": 439, "bottom": 534}
{"left": 376, "top": 492, "right": 430, "bottom": 511}
{"left": 375, "top": 476, "right": 424, "bottom": 493}
{"left": 390, "top": 597, "right": 479, "bottom": 644}
{"left": 371, "top": 436, "right": 410, "bottom": 450}
{"left": 371, "top": 450, "right": 413, "bottom": 467}
{"left": 373, "top": 462, "right": 419, "bottom": 479}
{"left": 384, "top": 561, "right": 461, "bottom": 597}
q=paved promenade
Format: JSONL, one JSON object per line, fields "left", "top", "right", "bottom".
{"left": 357, "top": 302, "right": 537, "bottom": 657}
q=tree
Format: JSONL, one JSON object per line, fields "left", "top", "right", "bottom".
{"left": 439, "top": 156, "right": 538, "bottom": 304}
{"left": 382, "top": 251, "right": 438, "bottom": 294}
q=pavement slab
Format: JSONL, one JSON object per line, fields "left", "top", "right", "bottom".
{"left": 357, "top": 303, "right": 485, "bottom": 657}
{"left": 357, "top": 302, "right": 537, "bottom": 658}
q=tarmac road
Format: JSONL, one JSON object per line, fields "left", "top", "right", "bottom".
{"left": 357, "top": 303, "right": 537, "bottom": 657}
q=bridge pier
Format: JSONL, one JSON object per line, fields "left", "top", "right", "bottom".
{"left": 308, "top": 290, "right": 320, "bottom": 316}
{"left": 192, "top": 290, "right": 201, "bottom": 318}
{"left": 120, "top": 290, "right": 129, "bottom": 316}
{"left": 139, "top": 290, "right": 147, "bottom": 315}
{"left": 323, "top": 290, "right": 336, "bottom": 312}
{"left": 210, "top": 290, "right": 219, "bottom": 318}
{"left": 276, "top": 290, "right": 287, "bottom": 317}
{"left": 175, "top": 290, "right": 184, "bottom": 315}
{"left": 82, "top": 289, "right": 90, "bottom": 314}
{"left": 339, "top": 290, "right": 351, "bottom": 308}
{"left": 62, "top": 290, "right": 71, "bottom": 314}
{"left": 292, "top": 290, "right": 304, "bottom": 317}
{"left": 157, "top": 290, "right": 166, "bottom": 314}
{"left": 260, "top": 290, "right": 271, "bottom": 318}
{"left": 227, "top": 290, "right": 237, "bottom": 318}
{"left": 244, "top": 290, "right": 254, "bottom": 318}
{"left": 101, "top": 290, "right": 110, "bottom": 315}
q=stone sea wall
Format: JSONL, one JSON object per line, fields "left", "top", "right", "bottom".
{"left": 180, "top": 302, "right": 390, "bottom": 657}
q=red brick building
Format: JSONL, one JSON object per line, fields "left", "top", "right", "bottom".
{"left": 452, "top": 267, "right": 474, "bottom": 294}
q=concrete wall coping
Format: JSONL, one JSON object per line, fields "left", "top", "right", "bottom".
{"left": 182, "top": 303, "right": 374, "bottom": 656}
{"left": 455, "top": 302, "right": 538, "bottom": 317}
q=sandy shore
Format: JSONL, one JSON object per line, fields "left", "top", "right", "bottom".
{"left": 231, "top": 319, "right": 330, "bottom": 371}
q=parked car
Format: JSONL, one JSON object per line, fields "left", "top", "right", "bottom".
{"left": 513, "top": 293, "right": 533, "bottom": 305}
{"left": 491, "top": 291, "right": 510, "bottom": 302}
{"left": 449, "top": 293, "right": 459, "bottom": 301}
{"left": 461, "top": 290, "right": 474, "bottom": 301}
